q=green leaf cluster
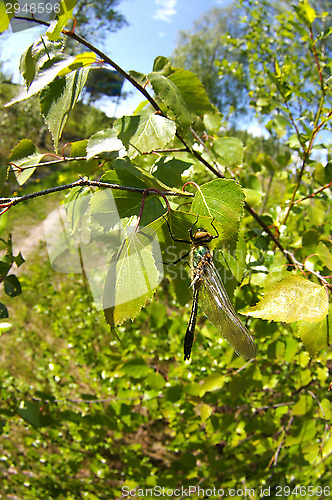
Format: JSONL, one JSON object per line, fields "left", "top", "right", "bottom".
{"left": 0, "top": 2, "right": 331, "bottom": 495}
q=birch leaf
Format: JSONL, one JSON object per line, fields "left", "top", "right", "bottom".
{"left": 245, "top": 275, "right": 328, "bottom": 323}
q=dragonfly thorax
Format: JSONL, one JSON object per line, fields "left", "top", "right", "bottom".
{"left": 192, "top": 245, "right": 213, "bottom": 269}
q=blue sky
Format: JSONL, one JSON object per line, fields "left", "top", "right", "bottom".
{"left": 1, "top": 0, "right": 232, "bottom": 116}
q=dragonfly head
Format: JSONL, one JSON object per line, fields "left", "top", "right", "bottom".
{"left": 192, "top": 229, "right": 215, "bottom": 245}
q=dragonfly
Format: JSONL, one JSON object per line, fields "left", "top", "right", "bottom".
{"left": 164, "top": 216, "right": 257, "bottom": 361}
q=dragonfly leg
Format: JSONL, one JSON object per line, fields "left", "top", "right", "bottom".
{"left": 162, "top": 250, "right": 190, "bottom": 266}
{"left": 162, "top": 214, "right": 192, "bottom": 244}
{"left": 210, "top": 218, "right": 219, "bottom": 239}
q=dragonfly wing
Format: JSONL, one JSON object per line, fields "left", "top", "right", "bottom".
{"left": 199, "top": 262, "right": 256, "bottom": 359}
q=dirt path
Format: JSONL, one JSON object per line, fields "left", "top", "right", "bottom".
{"left": 13, "top": 220, "right": 46, "bottom": 264}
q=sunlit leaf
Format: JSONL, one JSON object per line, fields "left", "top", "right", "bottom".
{"left": 298, "top": 311, "right": 330, "bottom": 355}
{"left": 190, "top": 178, "right": 245, "bottom": 252}
{"left": 8, "top": 139, "right": 44, "bottom": 185}
{"left": 168, "top": 69, "right": 215, "bottom": 116}
{"left": 149, "top": 73, "right": 192, "bottom": 130}
{"left": 200, "top": 403, "right": 213, "bottom": 422}
{"left": 114, "top": 112, "right": 176, "bottom": 158}
{"left": 245, "top": 276, "right": 328, "bottom": 323}
{"left": 19, "top": 37, "right": 64, "bottom": 89}
{"left": 199, "top": 373, "right": 225, "bottom": 396}
{"left": 0, "top": 0, "right": 14, "bottom": 32}
{"left": 86, "top": 128, "right": 124, "bottom": 159}
{"left": 40, "top": 66, "right": 90, "bottom": 151}
{"left": 103, "top": 221, "right": 164, "bottom": 330}
{"left": 57, "top": 52, "right": 97, "bottom": 76}
{"left": 6, "top": 57, "right": 76, "bottom": 106}
{"left": 212, "top": 137, "right": 244, "bottom": 167}
{"left": 47, "top": 0, "right": 76, "bottom": 41}
{"left": 317, "top": 241, "right": 332, "bottom": 270}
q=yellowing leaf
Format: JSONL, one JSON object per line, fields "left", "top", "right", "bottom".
{"left": 57, "top": 52, "right": 97, "bottom": 76}
{"left": 245, "top": 276, "right": 328, "bottom": 323}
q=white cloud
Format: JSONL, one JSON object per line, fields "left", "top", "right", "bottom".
{"left": 152, "top": 0, "right": 177, "bottom": 23}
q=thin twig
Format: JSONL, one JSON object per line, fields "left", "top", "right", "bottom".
{"left": 0, "top": 178, "right": 193, "bottom": 214}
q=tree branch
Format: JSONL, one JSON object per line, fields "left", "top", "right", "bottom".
{"left": 0, "top": 178, "right": 193, "bottom": 214}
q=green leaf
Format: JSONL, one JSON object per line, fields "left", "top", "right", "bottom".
{"left": 121, "top": 358, "right": 150, "bottom": 379}
{"left": 4, "top": 274, "right": 22, "bottom": 297}
{"left": 146, "top": 372, "right": 166, "bottom": 390}
{"left": 190, "top": 178, "right": 245, "bottom": 252}
{"left": 114, "top": 112, "right": 176, "bottom": 158}
{"left": 0, "top": 303, "right": 9, "bottom": 319}
{"left": 297, "top": 313, "right": 330, "bottom": 355}
{"left": 302, "top": 229, "right": 320, "bottom": 247}
{"left": 8, "top": 139, "right": 44, "bottom": 185}
{"left": 0, "top": 260, "right": 11, "bottom": 276}
{"left": 320, "top": 399, "right": 332, "bottom": 420}
{"left": 86, "top": 129, "right": 124, "bottom": 159}
{"left": 103, "top": 221, "right": 163, "bottom": 330}
{"left": 0, "top": 321, "right": 11, "bottom": 334}
{"left": 168, "top": 69, "right": 215, "bottom": 116}
{"left": 294, "top": 0, "right": 316, "bottom": 25}
{"left": 212, "top": 137, "right": 244, "bottom": 168}
{"left": 152, "top": 56, "right": 174, "bottom": 75}
{"left": 200, "top": 403, "right": 213, "bottom": 422}
{"left": 285, "top": 419, "right": 317, "bottom": 446}
{"left": 100, "top": 159, "right": 177, "bottom": 196}
{"left": 152, "top": 157, "right": 192, "bottom": 188}
{"left": 47, "top": 0, "right": 76, "bottom": 41}
{"left": 17, "top": 400, "right": 41, "bottom": 428}
{"left": 199, "top": 373, "right": 225, "bottom": 396}
{"left": 40, "top": 66, "right": 90, "bottom": 151}
{"left": 19, "top": 37, "right": 64, "bottom": 89}
{"left": 245, "top": 276, "right": 329, "bottom": 323}
{"left": 14, "top": 252, "right": 25, "bottom": 268}
{"left": 6, "top": 57, "right": 77, "bottom": 106}
{"left": 317, "top": 241, "right": 332, "bottom": 270}
{"left": 0, "top": 0, "right": 14, "bottom": 32}
{"left": 292, "top": 395, "right": 313, "bottom": 416}
{"left": 148, "top": 73, "right": 192, "bottom": 130}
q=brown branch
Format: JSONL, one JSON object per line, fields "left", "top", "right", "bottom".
{"left": 292, "top": 181, "right": 332, "bottom": 205}
{"left": 0, "top": 178, "right": 193, "bottom": 215}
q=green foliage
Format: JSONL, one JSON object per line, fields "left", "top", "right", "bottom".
{"left": 0, "top": 0, "right": 331, "bottom": 496}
